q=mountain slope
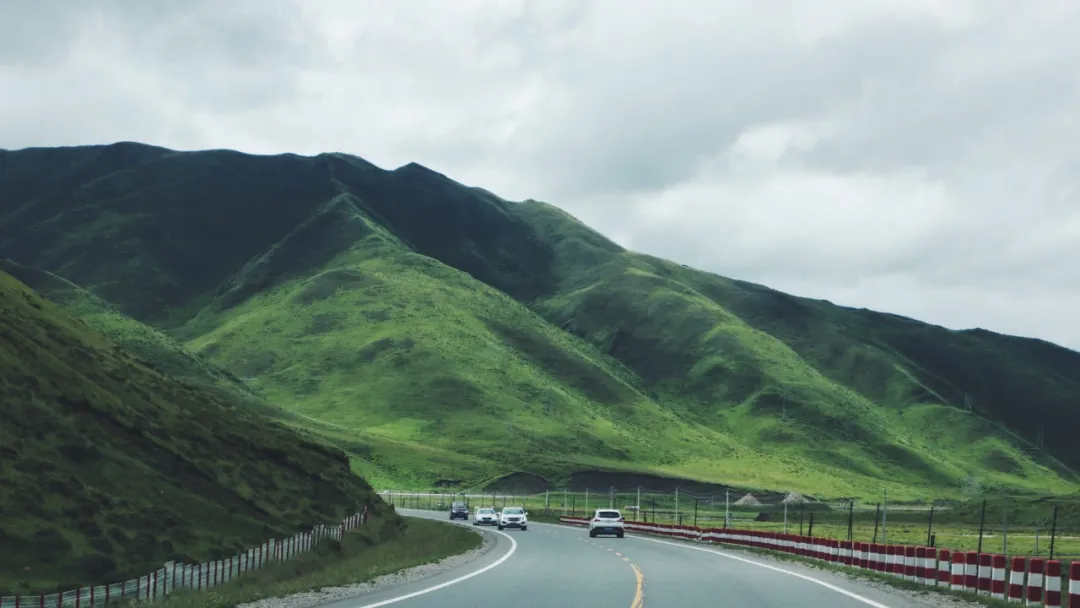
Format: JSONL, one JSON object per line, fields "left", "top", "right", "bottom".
{"left": 1, "top": 142, "right": 1078, "bottom": 501}
{"left": 0, "top": 269, "right": 392, "bottom": 595}
{"left": 0, "top": 258, "right": 276, "bottom": 413}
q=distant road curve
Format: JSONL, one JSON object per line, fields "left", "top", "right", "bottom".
{"left": 328, "top": 510, "right": 937, "bottom": 608}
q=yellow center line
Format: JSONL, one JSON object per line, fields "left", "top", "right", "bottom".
{"left": 629, "top": 562, "right": 645, "bottom": 608}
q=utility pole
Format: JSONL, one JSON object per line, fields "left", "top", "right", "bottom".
{"left": 675, "top": 488, "right": 679, "bottom": 524}
{"left": 610, "top": 486, "right": 614, "bottom": 509}
{"left": 564, "top": 488, "right": 568, "bottom": 515}
{"left": 637, "top": 486, "right": 641, "bottom": 520}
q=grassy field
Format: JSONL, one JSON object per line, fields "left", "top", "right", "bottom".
{"left": 0, "top": 270, "right": 390, "bottom": 595}
{"left": 142, "top": 517, "right": 481, "bottom": 608}
{"left": 3, "top": 142, "right": 1080, "bottom": 502}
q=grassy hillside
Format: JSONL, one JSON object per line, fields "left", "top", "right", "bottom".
{"left": 0, "top": 270, "right": 392, "bottom": 595}
{"left": 2, "top": 142, "right": 1078, "bottom": 503}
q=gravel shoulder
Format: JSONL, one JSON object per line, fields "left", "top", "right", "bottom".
{"left": 236, "top": 524, "right": 498, "bottom": 608}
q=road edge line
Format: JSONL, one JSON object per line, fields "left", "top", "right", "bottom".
{"left": 352, "top": 526, "right": 518, "bottom": 607}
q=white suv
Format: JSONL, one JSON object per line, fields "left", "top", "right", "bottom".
{"left": 474, "top": 507, "right": 498, "bottom": 526}
{"left": 589, "top": 508, "right": 625, "bottom": 538}
{"left": 498, "top": 506, "right": 528, "bottom": 531}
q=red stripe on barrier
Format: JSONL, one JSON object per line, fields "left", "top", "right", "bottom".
{"left": 905, "top": 546, "right": 916, "bottom": 579}
{"left": 1045, "top": 560, "right": 1061, "bottom": 607}
{"left": 977, "top": 553, "right": 991, "bottom": 594}
{"left": 938, "top": 549, "right": 951, "bottom": 585}
{"left": 1008, "top": 556, "right": 1025, "bottom": 601}
{"left": 1028, "top": 558, "right": 1045, "bottom": 604}
{"left": 915, "top": 547, "right": 926, "bottom": 581}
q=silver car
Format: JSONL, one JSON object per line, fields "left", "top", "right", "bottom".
{"left": 473, "top": 507, "right": 498, "bottom": 526}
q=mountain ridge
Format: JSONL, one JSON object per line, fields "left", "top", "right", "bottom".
{"left": 2, "top": 141, "right": 1078, "bottom": 500}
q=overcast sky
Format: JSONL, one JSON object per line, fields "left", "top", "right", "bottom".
{"left": 3, "top": 0, "right": 1079, "bottom": 350}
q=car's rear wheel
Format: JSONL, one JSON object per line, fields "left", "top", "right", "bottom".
{"left": 617, "top": 530, "right": 624, "bottom": 538}
{"left": 589, "top": 530, "right": 597, "bottom": 538}
{"left": 521, "top": 526, "right": 527, "bottom": 531}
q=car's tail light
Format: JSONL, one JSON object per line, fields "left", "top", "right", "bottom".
{"left": 617, "top": 517, "right": 624, "bottom": 522}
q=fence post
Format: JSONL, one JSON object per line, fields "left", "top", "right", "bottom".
{"left": 847, "top": 501, "right": 853, "bottom": 542}
{"left": 977, "top": 499, "right": 987, "bottom": 554}
{"left": 1048, "top": 505, "right": 1058, "bottom": 561}
{"left": 926, "top": 504, "right": 934, "bottom": 546}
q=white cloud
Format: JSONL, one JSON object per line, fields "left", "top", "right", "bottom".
{"left": 1, "top": 0, "right": 1078, "bottom": 349}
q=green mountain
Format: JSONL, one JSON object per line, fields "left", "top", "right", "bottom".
{"left": 0, "top": 268, "right": 392, "bottom": 595}
{"left": 2, "top": 141, "right": 1078, "bottom": 502}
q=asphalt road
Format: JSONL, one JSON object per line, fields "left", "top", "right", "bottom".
{"left": 333, "top": 510, "right": 936, "bottom": 608}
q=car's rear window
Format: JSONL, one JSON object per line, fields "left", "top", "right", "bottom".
{"left": 452, "top": 502, "right": 466, "bottom": 507}
{"left": 597, "top": 510, "right": 621, "bottom": 519}
{"left": 503, "top": 508, "right": 523, "bottom": 514}
{"left": 478, "top": 508, "right": 495, "bottom": 514}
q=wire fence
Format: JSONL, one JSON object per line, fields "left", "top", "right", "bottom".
{"left": 383, "top": 487, "right": 1080, "bottom": 560}
{"left": 0, "top": 509, "right": 368, "bottom": 608}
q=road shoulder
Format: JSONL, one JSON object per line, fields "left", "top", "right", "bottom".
{"left": 239, "top": 516, "right": 504, "bottom": 608}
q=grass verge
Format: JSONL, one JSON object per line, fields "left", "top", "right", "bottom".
{"left": 143, "top": 516, "right": 482, "bottom": 608}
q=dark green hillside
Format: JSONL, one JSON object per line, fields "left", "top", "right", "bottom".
{"left": 0, "top": 270, "right": 391, "bottom": 595}
{"left": 1, "top": 142, "right": 1078, "bottom": 502}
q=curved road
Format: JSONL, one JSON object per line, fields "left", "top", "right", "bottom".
{"left": 329, "top": 510, "right": 932, "bottom": 608}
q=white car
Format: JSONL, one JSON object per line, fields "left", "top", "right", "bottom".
{"left": 497, "top": 506, "right": 528, "bottom": 530}
{"left": 589, "top": 508, "right": 625, "bottom": 538}
{"left": 473, "top": 507, "right": 498, "bottom": 526}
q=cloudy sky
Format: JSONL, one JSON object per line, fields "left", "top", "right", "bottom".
{"left": 3, "top": 0, "right": 1079, "bottom": 349}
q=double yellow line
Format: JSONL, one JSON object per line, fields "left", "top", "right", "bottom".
{"left": 629, "top": 562, "right": 645, "bottom": 608}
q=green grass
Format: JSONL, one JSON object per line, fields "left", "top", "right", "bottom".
{"left": 3, "top": 142, "right": 1080, "bottom": 505}
{"left": 0, "top": 270, "right": 391, "bottom": 595}
{"left": 142, "top": 516, "right": 481, "bottom": 608}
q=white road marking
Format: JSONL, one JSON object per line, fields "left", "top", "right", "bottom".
{"left": 626, "top": 535, "right": 895, "bottom": 608}
{"left": 352, "top": 528, "right": 518, "bottom": 608}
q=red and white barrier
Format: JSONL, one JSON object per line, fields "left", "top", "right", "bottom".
{"left": 951, "top": 551, "right": 966, "bottom": 591}
{"left": 1070, "top": 563, "right": 1080, "bottom": 608}
{"left": 555, "top": 516, "right": 1080, "bottom": 607}
{"left": 965, "top": 551, "right": 979, "bottom": 592}
{"left": 1028, "top": 557, "right": 1044, "bottom": 606}
{"left": 922, "top": 547, "right": 936, "bottom": 585}
{"left": 1009, "top": 556, "right": 1025, "bottom": 602}
{"left": 904, "top": 546, "right": 917, "bottom": 581}
{"left": 891, "top": 545, "right": 903, "bottom": 577}
{"left": 915, "top": 547, "right": 927, "bottom": 583}
{"left": 978, "top": 553, "right": 992, "bottom": 595}
{"left": 1044, "top": 561, "right": 1061, "bottom": 608}
{"left": 991, "top": 555, "right": 1006, "bottom": 599}
{"left": 936, "top": 549, "right": 950, "bottom": 587}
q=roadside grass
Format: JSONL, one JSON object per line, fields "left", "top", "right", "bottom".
{"left": 137, "top": 517, "right": 481, "bottom": 608}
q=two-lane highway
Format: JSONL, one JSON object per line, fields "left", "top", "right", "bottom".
{"left": 335, "top": 510, "right": 933, "bottom": 607}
